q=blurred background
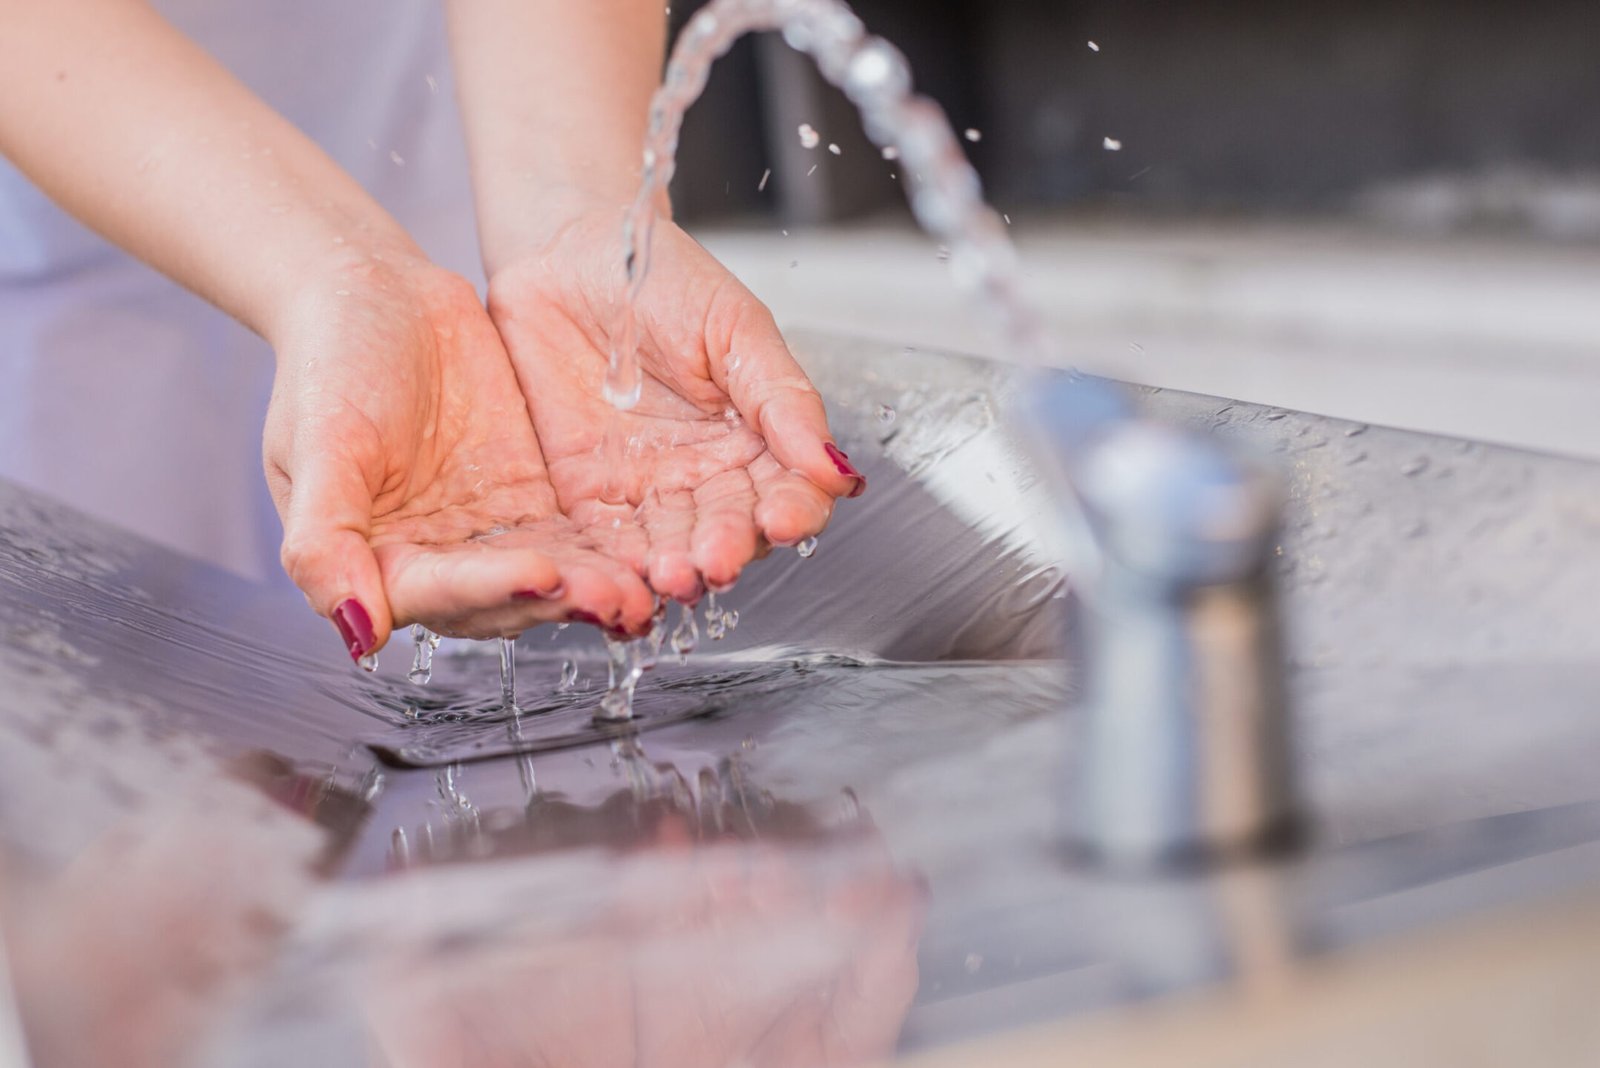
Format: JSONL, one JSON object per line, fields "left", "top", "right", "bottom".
{"left": 667, "top": 0, "right": 1600, "bottom": 459}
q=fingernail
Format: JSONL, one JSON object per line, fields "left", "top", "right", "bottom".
{"left": 331, "top": 599, "right": 375, "bottom": 662}
{"left": 824, "top": 443, "right": 867, "bottom": 498}
{"left": 512, "top": 581, "right": 565, "bottom": 600}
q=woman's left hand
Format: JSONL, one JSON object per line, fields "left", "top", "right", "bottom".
{"left": 486, "top": 208, "right": 866, "bottom": 604}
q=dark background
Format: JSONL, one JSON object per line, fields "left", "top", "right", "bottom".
{"left": 667, "top": 0, "right": 1600, "bottom": 230}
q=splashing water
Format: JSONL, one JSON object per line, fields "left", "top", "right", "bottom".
{"left": 598, "top": 632, "right": 644, "bottom": 721}
{"left": 670, "top": 603, "right": 700, "bottom": 662}
{"left": 796, "top": 535, "right": 819, "bottom": 558}
{"left": 599, "top": 0, "right": 1115, "bottom": 506}
{"left": 408, "top": 625, "right": 442, "bottom": 684}
{"left": 498, "top": 636, "right": 517, "bottom": 711}
{"left": 558, "top": 659, "right": 579, "bottom": 691}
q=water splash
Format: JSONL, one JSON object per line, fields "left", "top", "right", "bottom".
{"left": 408, "top": 625, "right": 442, "bottom": 685}
{"left": 670, "top": 603, "right": 700, "bottom": 662}
{"left": 599, "top": 0, "right": 1088, "bottom": 504}
{"left": 598, "top": 633, "right": 644, "bottom": 721}
{"left": 704, "top": 591, "right": 741, "bottom": 641}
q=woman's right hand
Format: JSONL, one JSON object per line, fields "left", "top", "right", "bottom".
{"left": 263, "top": 247, "right": 659, "bottom": 662}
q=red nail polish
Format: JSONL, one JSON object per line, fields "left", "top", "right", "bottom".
{"left": 824, "top": 443, "right": 867, "bottom": 498}
{"left": 332, "top": 599, "right": 375, "bottom": 662}
{"left": 513, "top": 581, "right": 565, "bottom": 600}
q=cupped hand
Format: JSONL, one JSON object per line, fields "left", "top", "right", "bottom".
{"left": 263, "top": 250, "right": 658, "bottom": 660}
{"left": 486, "top": 208, "right": 865, "bottom": 604}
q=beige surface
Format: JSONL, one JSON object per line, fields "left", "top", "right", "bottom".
{"left": 898, "top": 888, "right": 1600, "bottom": 1068}
{"left": 704, "top": 216, "right": 1600, "bottom": 460}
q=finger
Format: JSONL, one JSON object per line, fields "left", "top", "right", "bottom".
{"left": 749, "top": 453, "right": 835, "bottom": 548}
{"left": 717, "top": 299, "right": 866, "bottom": 500}
{"left": 639, "top": 490, "right": 702, "bottom": 603}
{"left": 378, "top": 542, "right": 565, "bottom": 630}
{"left": 277, "top": 457, "right": 392, "bottom": 662}
{"left": 690, "top": 468, "right": 759, "bottom": 590}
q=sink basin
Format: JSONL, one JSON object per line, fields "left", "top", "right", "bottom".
{"left": 3, "top": 331, "right": 1599, "bottom": 1065}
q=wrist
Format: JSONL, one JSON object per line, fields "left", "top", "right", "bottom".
{"left": 478, "top": 181, "right": 672, "bottom": 279}
{"left": 261, "top": 228, "right": 444, "bottom": 359}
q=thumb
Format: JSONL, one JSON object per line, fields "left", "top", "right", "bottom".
{"left": 720, "top": 303, "right": 866, "bottom": 501}
{"left": 275, "top": 455, "right": 393, "bottom": 663}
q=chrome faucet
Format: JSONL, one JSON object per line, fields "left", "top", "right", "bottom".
{"left": 1030, "top": 375, "right": 1302, "bottom": 870}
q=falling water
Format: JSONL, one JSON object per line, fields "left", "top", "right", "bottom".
{"left": 605, "top": 0, "right": 1072, "bottom": 437}
{"left": 498, "top": 636, "right": 517, "bottom": 711}
{"left": 585, "top": 0, "right": 1123, "bottom": 713}
{"left": 409, "top": 624, "right": 441, "bottom": 684}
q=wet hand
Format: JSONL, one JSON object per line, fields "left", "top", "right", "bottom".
{"left": 263, "top": 251, "right": 658, "bottom": 660}
{"left": 486, "top": 208, "right": 865, "bottom": 604}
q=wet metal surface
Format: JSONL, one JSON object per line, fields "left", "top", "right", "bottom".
{"left": 3, "top": 333, "right": 1600, "bottom": 1064}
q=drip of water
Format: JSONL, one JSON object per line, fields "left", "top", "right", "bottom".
{"left": 670, "top": 603, "right": 700, "bottom": 662}
{"left": 704, "top": 591, "right": 741, "bottom": 641}
{"left": 796, "top": 535, "right": 819, "bottom": 558}
{"left": 598, "top": 633, "right": 644, "bottom": 721}
{"left": 558, "top": 659, "right": 579, "bottom": 691}
{"left": 408, "top": 624, "right": 442, "bottom": 685}
{"left": 358, "top": 652, "right": 379, "bottom": 673}
{"left": 498, "top": 636, "right": 518, "bottom": 711}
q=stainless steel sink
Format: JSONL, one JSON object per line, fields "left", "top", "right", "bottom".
{"left": 2, "top": 331, "right": 1599, "bottom": 1065}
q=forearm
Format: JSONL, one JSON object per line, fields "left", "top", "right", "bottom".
{"left": 445, "top": 0, "right": 667, "bottom": 273}
{"left": 0, "top": 0, "right": 420, "bottom": 341}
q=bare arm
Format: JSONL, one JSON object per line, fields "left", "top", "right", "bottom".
{"left": 443, "top": 0, "right": 667, "bottom": 274}
{"left": 0, "top": 0, "right": 420, "bottom": 338}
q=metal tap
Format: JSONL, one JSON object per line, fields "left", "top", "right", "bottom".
{"left": 1029, "top": 375, "right": 1302, "bottom": 870}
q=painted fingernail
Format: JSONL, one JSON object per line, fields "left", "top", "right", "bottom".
{"left": 331, "top": 598, "right": 375, "bottom": 662}
{"left": 824, "top": 443, "right": 867, "bottom": 498}
{"left": 512, "top": 581, "right": 566, "bottom": 601}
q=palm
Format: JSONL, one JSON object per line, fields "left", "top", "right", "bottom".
{"left": 265, "top": 263, "right": 655, "bottom": 647}
{"left": 488, "top": 213, "right": 862, "bottom": 602}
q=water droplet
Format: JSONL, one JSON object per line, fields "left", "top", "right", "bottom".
{"left": 1401, "top": 456, "right": 1430, "bottom": 477}
{"left": 758, "top": 167, "right": 771, "bottom": 191}
{"left": 964, "top": 128, "right": 982, "bottom": 142}
{"left": 558, "top": 659, "right": 578, "bottom": 691}
{"left": 1087, "top": 40, "right": 1100, "bottom": 51}
{"left": 806, "top": 163, "right": 818, "bottom": 177}
{"left": 876, "top": 403, "right": 897, "bottom": 426}
{"left": 499, "top": 636, "right": 517, "bottom": 711}
{"left": 358, "top": 652, "right": 379, "bottom": 673}
{"left": 797, "top": 536, "right": 819, "bottom": 558}
{"left": 1102, "top": 136, "right": 1123, "bottom": 151}
{"left": 881, "top": 146, "right": 899, "bottom": 160}
{"left": 388, "top": 150, "right": 405, "bottom": 166}
{"left": 670, "top": 606, "right": 699, "bottom": 661}
{"left": 797, "top": 122, "right": 820, "bottom": 149}
{"left": 408, "top": 624, "right": 440, "bottom": 684}
{"left": 828, "top": 142, "right": 842, "bottom": 155}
